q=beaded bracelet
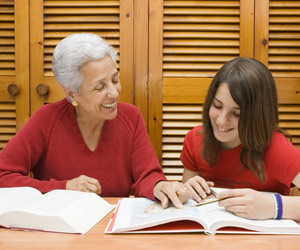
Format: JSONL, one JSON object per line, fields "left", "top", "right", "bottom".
{"left": 273, "top": 193, "right": 283, "bottom": 220}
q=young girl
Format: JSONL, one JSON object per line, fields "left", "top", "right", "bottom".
{"left": 181, "top": 57, "right": 300, "bottom": 220}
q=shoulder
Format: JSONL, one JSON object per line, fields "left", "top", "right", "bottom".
{"left": 118, "top": 102, "right": 141, "bottom": 115}
{"left": 265, "top": 131, "right": 300, "bottom": 158}
{"left": 29, "top": 99, "right": 72, "bottom": 128}
{"left": 32, "top": 99, "right": 71, "bottom": 119}
{"left": 117, "top": 102, "right": 143, "bottom": 125}
{"left": 185, "top": 125, "right": 203, "bottom": 140}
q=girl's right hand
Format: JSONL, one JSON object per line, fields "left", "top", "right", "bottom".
{"left": 184, "top": 176, "right": 214, "bottom": 202}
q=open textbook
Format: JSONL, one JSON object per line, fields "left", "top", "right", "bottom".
{"left": 105, "top": 188, "right": 300, "bottom": 235}
{"left": 0, "top": 187, "right": 115, "bottom": 234}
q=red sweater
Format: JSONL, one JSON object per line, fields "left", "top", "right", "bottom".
{"left": 0, "top": 99, "right": 166, "bottom": 200}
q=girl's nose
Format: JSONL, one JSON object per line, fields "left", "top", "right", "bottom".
{"left": 217, "top": 111, "right": 230, "bottom": 125}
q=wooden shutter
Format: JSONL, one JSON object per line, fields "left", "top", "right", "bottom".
{"left": 30, "top": 0, "right": 134, "bottom": 113}
{"left": 149, "top": 0, "right": 300, "bottom": 181}
{"left": 255, "top": 0, "right": 300, "bottom": 149}
{"left": 149, "top": 0, "right": 252, "bottom": 181}
{"left": 270, "top": 0, "right": 300, "bottom": 148}
{"left": 0, "top": 0, "right": 29, "bottom": 149}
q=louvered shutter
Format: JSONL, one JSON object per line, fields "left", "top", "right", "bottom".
{"left": 149, "top": 0, "right": 251, "bottom": 181}
{"left": 268, "top": 0, "right": 300, "bottom": 148}
{"left": 30, "top": 0, "right": 133, "bottom": 113}
{"left": 0, "top": 0, "right": 29, "bottom": 149}
{"left": 149, "top": 0, "right": 300, "bottom": 181}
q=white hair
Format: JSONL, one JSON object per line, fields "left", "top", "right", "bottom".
{"left": 52, "top": 33, "right": 117, "bottom": 92}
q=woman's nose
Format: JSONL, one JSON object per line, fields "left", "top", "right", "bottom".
{"left": 107, "top": 84, "right": 119, "bottom": 97}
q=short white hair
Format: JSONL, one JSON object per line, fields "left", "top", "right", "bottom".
{"left": 52, "top": 33, "right": 117, "bottom": 92}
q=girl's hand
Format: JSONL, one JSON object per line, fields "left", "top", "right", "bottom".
{"left": 184, "top": 176, "right": 214, "bottom": 202}
{"left": 217, "top": 188, "right": 275, "bottom": 219}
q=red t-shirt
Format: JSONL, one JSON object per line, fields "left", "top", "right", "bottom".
{"left": 0, "top": 99, "right": 166, "bottom": 200}
{"left": 180, "top": 126, "right": 300, "bottom": 195}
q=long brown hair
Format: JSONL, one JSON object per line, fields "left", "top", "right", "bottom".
{"left": 201, "top": 57, "right": 279, "bottom": 182}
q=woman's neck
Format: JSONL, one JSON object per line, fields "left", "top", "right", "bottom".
{"left": 75, "top": 111, "right": 105, "bottom": 152}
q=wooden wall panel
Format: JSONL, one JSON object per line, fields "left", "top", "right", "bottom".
{"left": 30, "top": 0, "right": 134, "bottom": 114}
{"left": 0, "top": 0, "right": 29, "bottom": 149}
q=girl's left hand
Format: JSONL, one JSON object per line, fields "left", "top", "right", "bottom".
{"left": 217, "top": 188, "right": 275, "bottom": 220}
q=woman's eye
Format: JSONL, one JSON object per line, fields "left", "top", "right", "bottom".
{"left": 94, "top": 85, "right": 104, "bottom": 91}
{"left": 112, "top": 78, "right": 119, "bottom": 84}
{"left": 233, "top": 112, "right": 240, "bottom": 118}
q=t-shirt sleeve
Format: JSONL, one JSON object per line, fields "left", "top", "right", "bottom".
{"left": 265, "top": 133, "right": 300, "bottom": 187}
{"left": 180, "top": 128, "right": 200, "bottom": 172}
{"left": 129, "top": 109, "right": 166, "bottom": 201}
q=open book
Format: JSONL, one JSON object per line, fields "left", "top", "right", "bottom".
{"left": 0, "top": 187, "right": 115, "bottom": 234}
{"left": 105, "top": 188, "right": 300, "bottom": 235}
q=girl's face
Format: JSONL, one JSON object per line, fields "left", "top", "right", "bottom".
{"left": 209, "top": 82, "right": 241, "bottom": 149}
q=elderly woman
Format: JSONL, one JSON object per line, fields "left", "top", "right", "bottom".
{"left": 0, "top": 33, "right": 189, "bottom": 208}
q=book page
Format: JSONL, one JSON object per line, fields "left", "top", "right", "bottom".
{"left": 202, "top": 201, "right": 300, "bottom": 234}
{"left": 17, "top": 189, "right": 91, "bottom": 215}
{"left": 112, "top": 198, "right": 207, "bottom": 232}
{"left": 0, "top": 189, "right": 115, "bottom": 234}
{"left": 0, "top": 187, "right": 42, "bottom": 214}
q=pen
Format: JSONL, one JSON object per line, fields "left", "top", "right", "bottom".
{"left": 192, "top": 188, "right": 223, "bottom": 207}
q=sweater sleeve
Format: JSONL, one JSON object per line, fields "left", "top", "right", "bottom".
{"left": 0, "top": 105, "right": 67, "bottom": 192}
{"left": 130, "top": 111, "right": 166, "bottom": 200}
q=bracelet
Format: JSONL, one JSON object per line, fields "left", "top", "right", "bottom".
{"left": 273, "top": 193, "right": 283, "bottom": 220}
{"left": 272, "top": 194, "right": 278, "bottom": 219}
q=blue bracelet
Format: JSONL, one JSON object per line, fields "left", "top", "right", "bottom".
{"left": 274, "top": 193, "right": 283, "bottom": 220}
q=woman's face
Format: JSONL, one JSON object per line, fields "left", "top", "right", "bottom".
{"left": 73, "top": 55, "right": 121, "bottom": 122}
{"left": 209, "top": 82, "right": 241, "bottom": 149}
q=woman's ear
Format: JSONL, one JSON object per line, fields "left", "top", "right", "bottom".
{"left": 61, "top": 86, "right": 78, "bottom": 107}
{"left": 62, "top": 86, "right": 76, "bottom": 99}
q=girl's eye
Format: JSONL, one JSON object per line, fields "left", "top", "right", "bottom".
{"left": 213, "top": 102, "right": 222, "bottom": 109}
{"left": 233, "top": 112, "right": 240, "bottom": 118}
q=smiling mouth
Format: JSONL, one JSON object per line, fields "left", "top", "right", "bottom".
{"left": 101, "top": 101, "right": 117, "bottom": 108}
{"left": 217, "top": 125, "right": 232, "bottom": 132}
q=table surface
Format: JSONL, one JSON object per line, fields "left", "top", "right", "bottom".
{"left": 1, "top": 197, "right": 300, "bottom": 250}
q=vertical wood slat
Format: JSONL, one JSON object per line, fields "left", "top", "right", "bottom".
{"left": 29, "top": 0, "right": 44, "bottom": 114}
{"left": 254, "top": 0, "right": 269, "bottom": 65}
{"left": 133, "top": 0, "right": 149, "bottom": 124}
{"left": 149, "top": 0, "right": 164, "bottom": 161}
{"left": 240, "top": 0, "right": 254, "bottom": 57}
{"left": 119, "top": 0, "right": 134, "bottom": 104}
{"left": 14, "top": 0, "right": 30, "bottom": 130}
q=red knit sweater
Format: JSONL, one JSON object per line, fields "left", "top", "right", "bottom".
{"left": 0, "top": 99, "right": 166, "bottom": 200}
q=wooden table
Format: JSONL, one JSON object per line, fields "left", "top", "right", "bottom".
{"left": 1, "top": 197, "right": 299, "bottom": 250}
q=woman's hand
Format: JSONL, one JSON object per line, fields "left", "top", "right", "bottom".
{"left": 184, "top": 176, "right": 214, "bottom": 202}
{"left": 66, "top": 175, "right": 101, "bottom": 195}
{"left": 217, "top": 188, "right": 275, "bottom": 219}
{"left": 153, "top": 181, "right": 191, "bottom": 209}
